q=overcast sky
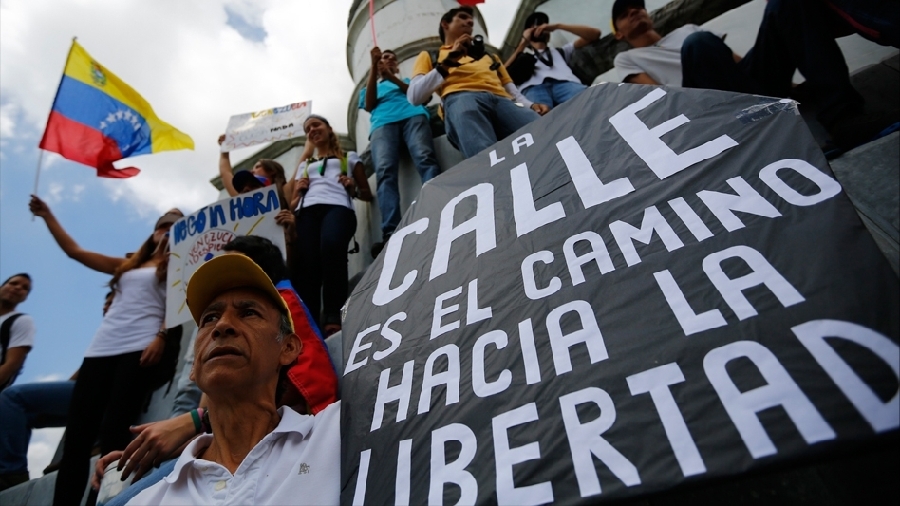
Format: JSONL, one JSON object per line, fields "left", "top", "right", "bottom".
{"left": 0, "top": 0, "right": 521, "bottom": 478}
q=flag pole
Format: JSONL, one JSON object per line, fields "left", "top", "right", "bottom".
{"left": 33, "top": 37, "right": 76, "bottom": 220}
{"left": 32, "top": 150, "right": 45, "bottom": 196}
{"left": 368, "top": 0, "right": 377, "bottom": 46}
{"left": 30, "top": 150, "right": 45, "bottom": 222}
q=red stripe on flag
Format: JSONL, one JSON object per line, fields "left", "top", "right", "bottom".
{"left": 279, "top": 286, "right": 339, "bottom": 415}
{"left": 38, "top": 111, "right": 140, "bottom": 178}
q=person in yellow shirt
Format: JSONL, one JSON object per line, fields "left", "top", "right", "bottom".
{"left": 407, "top": 6, "right": 550, "bottom": 159}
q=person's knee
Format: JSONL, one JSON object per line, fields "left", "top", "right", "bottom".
{"left": 681, "top": 31, "right": 725, "bottom": 61}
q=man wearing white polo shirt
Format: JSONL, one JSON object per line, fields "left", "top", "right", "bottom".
{"left": 127, "top": 254, "right": 340, "bottom": 505}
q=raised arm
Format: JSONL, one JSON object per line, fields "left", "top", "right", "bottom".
{"left": 218, "top": 134, "right": 239, "bottom": 197}
{"left": 505, "top": 27, "right": 535, "bottom": 68}
{"left": 551, "top": 23, "right": 602, "bottom": 48}
{"left": 364, "top": 47, "right": 382, "bottom": 112}
{"left": 29, "top": 195, "right": 125, "bottom": 274}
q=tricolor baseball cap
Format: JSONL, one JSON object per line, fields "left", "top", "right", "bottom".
{"left": 186, "top": 253, "right": 293, "bottom": 331}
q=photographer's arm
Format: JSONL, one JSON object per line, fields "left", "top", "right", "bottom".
{"left": 407, "top": 71, "right": 444, "bottom": 106}
{"left": 505, "top": 27, "right": 534, "bottom": 67}
{"left": 554, "top": 24, "right": 602, "bottom": 48}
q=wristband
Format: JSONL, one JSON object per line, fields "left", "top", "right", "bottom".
{"left": 435, "top": 64, "right": 449, "bottom": 78}
{"left": 190, "top": 409, "right": 202, "bottom": 434}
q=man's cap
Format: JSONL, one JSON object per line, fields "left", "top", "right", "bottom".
{"left": 155, "top": 211, "right": 182, "bottom": 229}
{"left": 611, "top": 0, "right": 645, "bottom": 33}
{"left": 186, "top": 254, "right": 294, "bottom": 332}
{"left": 232, "top": 170, "right": 270, "bottom": 191}
{"left": 524, "top": 11, "right": 549, "bottom": 29}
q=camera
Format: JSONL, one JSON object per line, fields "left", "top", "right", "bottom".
{"left": 468, "top": 35, "right": 486, "bottom": 61}
{"left": 529, "top": 30, "right": 550, "bottom": 43}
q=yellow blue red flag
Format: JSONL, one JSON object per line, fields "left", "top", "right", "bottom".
{"left": 39, "top": 40, "right": 194, "bottom": 178}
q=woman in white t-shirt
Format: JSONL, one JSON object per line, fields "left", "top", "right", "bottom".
{"left": 28, "top": 195, "right": 181, "bottom": 506}
{"left": 289, "top": 115, "right": 372, "bottom": 336}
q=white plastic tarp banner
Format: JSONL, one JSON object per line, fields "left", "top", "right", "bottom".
{"left": 220, "top": 101, "right": 311, "bottom": 152}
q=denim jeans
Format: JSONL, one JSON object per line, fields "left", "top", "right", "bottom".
{"left": 370, "top": 114, "right": 441, "bottom": 238}
{"left": 443, "top": 91, "right": 540, "bottom": 159}
{"left": 0, "top": 381, "right": 74, "bottom": 475}
{"left": 681, "top": 0, "right": 863, "bottom": 126}
{"left": 522, "top": 80, "right": 587, "bottom": 109}
{"left": 292, "top": 204, "right": 357, "bottom": 327}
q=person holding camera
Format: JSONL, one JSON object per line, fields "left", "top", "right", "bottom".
{"left": 360, "top": 47, "right": 441, "bottom": 258}
{"left": 505, "top": 12, "right": 601, "bottom": 109}
{"left": 407, "top": 5, "right": 550, "bottom": 159}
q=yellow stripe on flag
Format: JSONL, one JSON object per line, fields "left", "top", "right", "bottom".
{"left": 63, "top": 41, "right": 194, "bottom": 153}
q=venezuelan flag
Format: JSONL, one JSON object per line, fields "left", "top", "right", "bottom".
{"left": 39, "top": 40, "right": 194, "bottom": 178}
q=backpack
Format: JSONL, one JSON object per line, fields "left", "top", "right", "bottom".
{"left": 1, "top": 313, "right": 25, "bottom": 390}
{"left": 506, "top": 47, "right": 566, "bottom": 85}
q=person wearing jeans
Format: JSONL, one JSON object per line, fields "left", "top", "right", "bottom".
{"left": 0, "top": 381, "right": 72, "bottom": 490}
{"left": 360, "top": 47, "right": 441, "bottom": 257}
{"left": 504, "top": 11, "right": 600, "bottom": 109}
{"left": 407, "top": 5, "right": 549, "bottom": 159}
{"left": 611, "top": 0, "right": 890, "bottom": 151}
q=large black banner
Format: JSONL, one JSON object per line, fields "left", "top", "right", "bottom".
{"left": 340, "top": 84, "right": 899, "bottom": 505}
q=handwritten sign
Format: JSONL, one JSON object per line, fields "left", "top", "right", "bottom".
{"left": 220, "top": 101, "right": 311, "bottom": 152}
{"left": 165, "top": 186, "right": 287, "bottom": 327}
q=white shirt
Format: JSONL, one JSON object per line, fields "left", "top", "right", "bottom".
{"left": 614, "top": 25, "right": 720, "bottom": 85}
{"left": 518, "top": 42, "right": 581, "bottom": 91}
{"left": 0, "top": 312, "right": 35, "bottom": 387}
{"left": 84, "top": 267, "right": 165, "bottom": 358}
{"left": 293, "top": 152, "right": 361, "bottom": 211}
{"left": 0, "top": 312, "right": 36, "bottom": 350}
{"left": 128, "top": 402, "right": 341, "bottom": 506}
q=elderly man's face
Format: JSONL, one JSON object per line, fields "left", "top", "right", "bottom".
{"left": 191, "top": 287, "right": 298, "bottom": 394}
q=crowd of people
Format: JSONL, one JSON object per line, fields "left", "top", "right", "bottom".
{"left": 1, "top": 1, "right": 895, "bottom": 504}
